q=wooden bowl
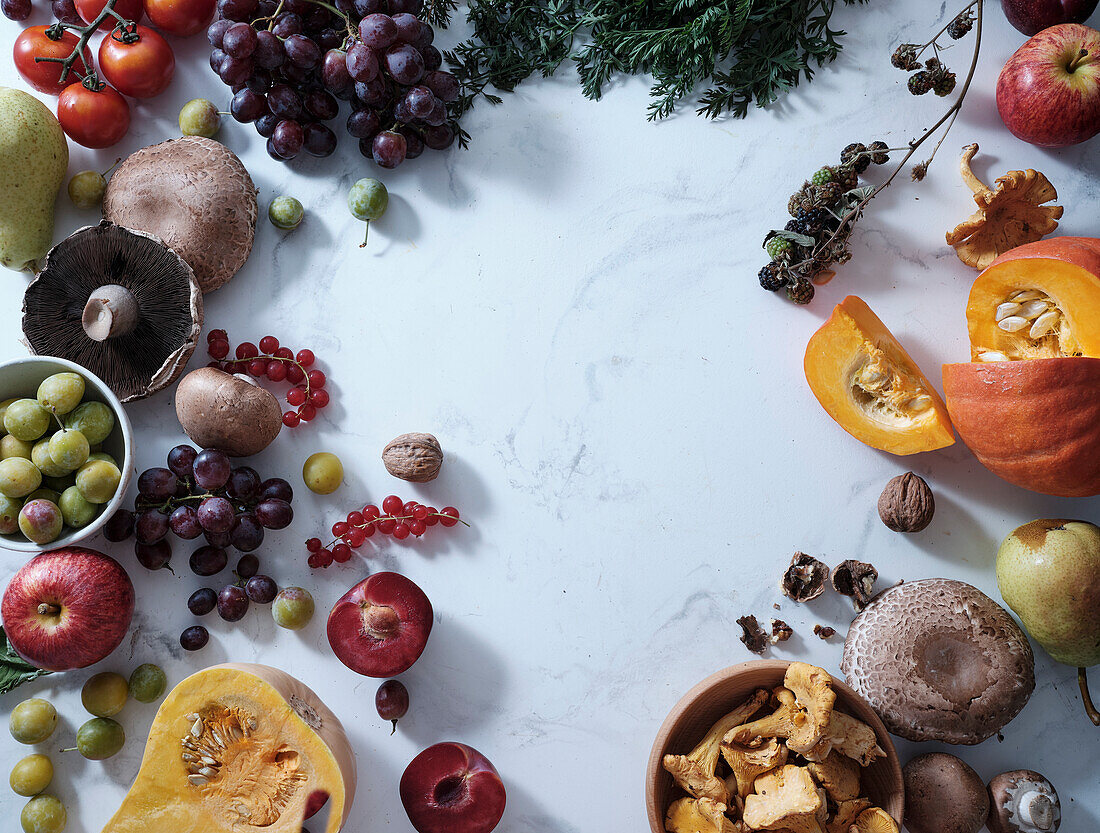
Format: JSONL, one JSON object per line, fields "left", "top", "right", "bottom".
{"left": 645, "top": 660, "right": 903, "bottom": 832}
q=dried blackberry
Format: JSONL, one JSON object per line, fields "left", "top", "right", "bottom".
{"left": 908, "top": 71, "right": 933, "bottom": 96}
{"left": 811, "top": 166, "right": 835, "bottom": 185}
{"left": 840, "top": 142, "right": 867, "bottom": 168}
{"left": 868, "top": 141, "right": 890, "bottom": 165}
{"left": 786, "top": 279, "right": 815, "bottom": 305}
{"left": 947, "top": 11, "right": 974, "bottom": 39}
{"left": 891, "top": 43, "right": 920, "bottom": 71}
{"left": 818, "top": 181, "right": 843, "bottom": 206}
{"left": 787, "top": 189, "right": 815, "bottom": 218}
{"left": 758, "top": 262, "right": 788, "bottom": 292}
{"left": 933, "top": 71, "right": 957, "bottom": 96}
{"left": 796, "top": 206, "right": 830, "bottom": 230}
{"left": 834, "top": 165, "right": 858, "bottom": 190}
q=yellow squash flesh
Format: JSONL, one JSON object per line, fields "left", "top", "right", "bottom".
{"left": 102, "top": 663, "right": 356, "bottom": 833}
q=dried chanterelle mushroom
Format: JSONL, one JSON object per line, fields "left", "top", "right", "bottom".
{"left": 103, "top": 137, "right": 258, "bottom": 293}
{"left": 946, "top": 143, "right": 1063, "bottom": 271}
{"left": 22, "top": 222, "right": 203, "bottom": 402}
{"left": 662, "top": 663, "right": 896, "bottom": 833}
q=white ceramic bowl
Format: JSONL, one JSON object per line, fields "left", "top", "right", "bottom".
{"left": 0, "top": 356, "right": 133, "bottom": 553}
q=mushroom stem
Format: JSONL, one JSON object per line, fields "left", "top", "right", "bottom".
{"left": 959, "top": 143, "right": 989, "bottom": 195}
{"left": 1078, "top": 667, "right": 1100, "bottom": 726}
{"left": 1017, "top": 791, "right": 1055, "bottom": 830}
{"left": 82, "top": 284, "right": 139, "bottom": 341}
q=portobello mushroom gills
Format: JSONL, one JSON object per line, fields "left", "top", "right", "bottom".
{"left": 22, "top": 221, "right": 203, "bottom": 403}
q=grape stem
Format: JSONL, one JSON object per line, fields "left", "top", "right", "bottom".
{"left": 255, "top": 0, "right": 284, "bottom": 28}
{"left": 36, "top": 0, "right": 138, "bottom": 87}
{"left": 302, "top": 0, "right": 358, "bottom": 43}
{"left": 360, "top": 220, "right": 370, "bottom": 248}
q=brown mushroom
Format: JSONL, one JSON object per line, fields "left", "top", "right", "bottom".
{"left": 945, "top": 143, "right": 1063, "bottom": 270}
{"left": 841, "top": 578, "right": 1035, "bottom": 744}
{"left": 987, "top": 770, "right": 1060, "bottom": 833}
{"left": 903, "top": 752, "right": 989, "bottom": 833}
{"left": 103, "top": 137, "right": 257, "bottom": 293}
{"left": 22, "top": 222, "right": 202, "bottom": 402}
{"left": 174, "top": 367, "right": 282, "bottom": 457}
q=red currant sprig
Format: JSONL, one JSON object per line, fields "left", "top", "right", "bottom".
{"left": 205, "top": 330, "right": 330, "bottom": 428}
{"left": 304, "top": 494, "right": 466, "bottom": 568}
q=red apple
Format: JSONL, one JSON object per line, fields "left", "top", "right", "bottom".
{"left": 1002, "top": 0, "right": 1099, "bottom": 35}
{"left": 997, "top": 23, "right": 1100, "bottom": 146}
{"left": 327, "top": 571, "right": 432, "bottom": 677}
{"left": 1, "top": 548, "right": 135, "bottom": 671}
{"left": 400, "top": 743, "right": 506, "bottom": 833}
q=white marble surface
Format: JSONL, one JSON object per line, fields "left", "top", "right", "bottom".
{"left": 2, "top": 0, "right": 1100, "bottom": 830}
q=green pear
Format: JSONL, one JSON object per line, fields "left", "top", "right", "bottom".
{"left": 0, "top": 88, "right": 68, "bottom": 272}
{"left": 997, "top": 518, "right": 1100, "bottom": 725}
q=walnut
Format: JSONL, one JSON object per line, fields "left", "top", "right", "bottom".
{"left": 814, "top": 625, "right": 836, "bottom": 640}
{"left": 832, "top": 560, "right": 879, "bottom": 611}
{"left": 769, "top": 619, "right": 794, "bottom": 644}
{"left": 381, "top": 432, "right": 443, "bottom": 482}
{"left": 877, "top": 472, "right": 935, "bottom": 533}
{"left": 737, "top": 615, "right": 768, "bottom": 655}
{"left": 781, "top": 552, "right": 830, "bottom": 602}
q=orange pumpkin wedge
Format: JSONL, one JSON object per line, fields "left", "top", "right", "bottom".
{"left": 804, "top": 295, "right": 955, "bottom": 455}
{"left": 967, "top": 236, "right": 1100, "bottom": 361}
{"left": 943, "top": 358, "right": 1100, "bottom": 497}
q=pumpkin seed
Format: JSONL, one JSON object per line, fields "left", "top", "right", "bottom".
{"left": 1030, "top": 310, "right": 1060, "bottom": 338}
{"left": 199, "top": 766, "right": 219, "bottom": 778}
{"left": 908, "top": 395, "right": 932, "bottom": 411}
{"left": 191, "top": 718, "right": 204, "bottom": 738}
{"left": 995, "top": 302, "right": 1021, "bottom": 322}
{"left": 977, "top": 351, "right": 1009, "bottom": 362}
{"left": 1009, "top": 289, "right": 1043, "bottom": 302}
{"left": 998, "top": 315, "right": 1030, "bottom": 332}
{"left": 1018, "top": 299, "right": 1049, "bottom": 319}
{"left": 187, "top": 774, "right": 208, "bottom": 787}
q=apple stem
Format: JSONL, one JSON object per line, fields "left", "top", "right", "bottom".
{"left": 1079, "top": 667, "right": 1100, "bottom": 726}
{"left": 36, "top": 603, "right": 61, "bottom": 616}
{"left": 1069, "top": 48, "right": 1096, "bottom": 73}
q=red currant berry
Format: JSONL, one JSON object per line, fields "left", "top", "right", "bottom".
{"left": 332, "top": 521, "right": 350, "bottom": 537}
{"left": 274, "top": 346, "right": 293, "bottom": 360}
{"left": 409, "top": 519, "right": 426, "bottom": 536}
{"left": 259, "top": 335, "right": 280, "bottom": 354}
{"left": 298, "top": 403, "right": 317, "bottom": 422}
{"left": 402, "top": 501, "right": 418, "bottom": 518}
{"left": 310, "top": 389, "right": 330, "bottom": 408}
{"left": 307, "top": 369, "right": 326, "bottom": 388}
{"left": 207, "top": 328, "right": 227, "bottom": 343}
{"left": 377, "top": 517, "right": 396, "bottom": 534}
{"left": 362, "top": 523, "right": 376, "bottom": 538}
{"left": 332, "top": 543, "right": 353, "bottom": 563}
{"left": 423, "top": 507, "right": 440, "bottom": 527}
{"left": 282, "top": 411, "right": 300, "bottom": 428}
{"left": 363, "top": 505, "right": 380, "bottom": 519}
{"left": 392, "top": 523, "right": 410, "bottom": 540}
{"left": 287, "top": 364, "right": 305, "bottom": 384}
{"left": 206, "top": 361, "right": 222, "bottom": 369}
{"left": 412, "top": 505, "right": 429, "bottom": 521}
{"left": 348, "top": 528, "right": 366, "bottom": 547}
{"left": 286, "top": 386, "right": 307, "bottom": 406}
{"left": 248, "top": 358, "right": 268, "bottom": 376}
{"left": 224, "top": 360, "right": 246, "bottom": 374}
{"left": 266, "top": 361, "right": 287, "bottom": 382}
{"left": 307, "top": 553, "right": 322, "bottom": 568}
{"left": 347, "top": 511, "right": 364, "bottom": 526}
{"left": 439, "top": 507, "right": 460, "bottom": 527}
{"left": 208, "top": 340, "right": 230, "bottom": 359}
{"left": 382, "top": 495, "right": 403, "bottom": 515}
{"left": 296, "top": 349, "right": 315, "bottom": 367}
{"left": 306, "top": 537, "right": 322, "bottom": 552}
{"left": 236, "top": 341, "right": 259, "bottom": 360}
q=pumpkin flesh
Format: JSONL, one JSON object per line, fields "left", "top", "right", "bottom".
{"left": 942, "top": 358, "right": 1100, "bottom": 497}
{"left": 966, "top": 236, "right": 1100, "bottom": 361}
{"left": 102, "top": 663, "right": 356, "bottom": 833}
{"left": 804, "top": 295, "right": 955, "bottom": 455}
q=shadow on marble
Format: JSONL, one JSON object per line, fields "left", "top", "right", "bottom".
{"left": 371, "top": 192, "right": 423, "bottom": 253}
{"left": 498, "top": 779, "right": 581, "bottom": 833}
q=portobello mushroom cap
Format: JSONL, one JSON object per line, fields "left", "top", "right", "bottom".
{"left": 22, "top": 221, "right": 203, "bottom": 402}
{"left": 103, "top": 136, "right": 257, "bottom": 293}
{"left": 175, "top": 367, "right": 282, "bottom": 457}
{"left": 841, "top": 578, "right": 1035, "bottom": 744}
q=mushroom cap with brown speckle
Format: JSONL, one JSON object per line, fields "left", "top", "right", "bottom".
{"left": 841, "top": 578, "right": 1034, "bottom": 744}
{"left": 103, "top": 137, "right": 257, "bottom": 294}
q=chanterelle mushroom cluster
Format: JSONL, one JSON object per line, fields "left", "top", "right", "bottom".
{"left": 663, "top": 663, "right": 895, "bottom": 833}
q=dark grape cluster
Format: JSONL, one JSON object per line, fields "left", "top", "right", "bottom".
{"left": 2, "top": 0, "right": 81, "bottom": 21}
{"left": 208, "top": 0, "right": 461, "bottom": 167}
{"left": 103, "top": 445, "right": 294, "bottom": 571}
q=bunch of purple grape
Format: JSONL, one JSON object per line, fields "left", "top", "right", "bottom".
{"left": 104, "top": 445, "right": 294, "bottom": 572}
{"left": 208, "top": 0, "right": 462, "bottom": 167}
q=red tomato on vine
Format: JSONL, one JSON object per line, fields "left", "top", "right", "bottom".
{"left": 13, "top": 25, "right": 93, "bottom": 95}
{"left": 74, "top": 0, "right": 144, "bottom": 30}
{"left": 98, "top": 24, "right": 174, "bottom": 98}
{"left": 143, "top": 0, "right": 215, "bottom": 36}
{"left": 57, "top": 80, "right": 131, "bottom": 148}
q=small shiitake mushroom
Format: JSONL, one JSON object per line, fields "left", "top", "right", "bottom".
{"left": 904, "top": 752, "right": 989, "bottom": 833}
{"left": 174, "top": 367, "right": 281, "bottom": 457}
{"left": 988, "top": 770, "right": 1061, "bottom": 833}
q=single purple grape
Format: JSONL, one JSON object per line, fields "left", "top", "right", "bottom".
{"left": 317, "top": 28, "right": 342, "bottom": 51}
{"left": 359, "top": 13, "right": 397, "bottom": 50}
{"left": 2, "top": 0, "right": 32, "bottom": 20}
{"left": 52, "top": 0, "right": 83, "bottom": 24}
{"left": 391, "top": 12, "right": 420, "bottom": 43}
{"left": 285, "top": 34, "right": 321, "bottom": 69}
{"left": 188, "top": 588, "right": 218, "bottom": 616}
{"left": 231, "top": 88, "right": 267, "bottom": 123}
{"left": 135, "top": 540, "right": 172, "bottom": 571}
{"left": 303, "top": 122, "right": 338, "bottom": 156}
{"left": 138, "top": 467, "right": 177, "bottom": 500}
{"left": 217, "top": 0, "right": 258, "bottom": 20}
{"left": 372, "top": 129, "right": 407, "bottom": 168}
{"left": 104, "top": 509, "right": 135, "bottom": 543}
{"left": 422, "top": 98, "right": 446, "bottom": 126}
{"left": 236, "top": 553, "right": 259, "bottom": 578}
{"left": 135, "top": 510, "right": 169, "bottom": 545}
{"left": 258, "top": 477, "right": 293, "bottom": 503}
{"left": 193, "top": 449, "right": 231, "bottom": 490}
{"left": 254, "top": 29, "right": 285, "bottom": 69}
{"left": 271, "top": 12, "right": 302, "bottom": 37}
{"left": 210, "top": 48, "right": 227, "bottom": 75}
{"left": 217, "top": 585, "right": 249, "bottom": 621}
{"left": 322, "top": 49, "right": 353, "bottom": 93}
{"left": 189, "top": 545, "right": 228, "bottom": 577}
{"left": 423, "top": 70, "right": 459, "bottom": 102}
{"left": 346, "top": 42, "right": 379, "bottom": 83}
{"left": 355, "top": 77, "right": 388, "bottom": 107}
{"left": 272, "top": 120, "right": 305, "bottom": 159}
{"left": 223, "top": 22, "right": 258, "bottom": 59}
{"left": 304, "top": 89, "right": 339, "bottom": 120}
{"left": 230, "top": 513, "right": 264, "bottom": 552}
{"left": 267, "top": 83, "right": 303, "bottom": 119}
{"left": 401, "top": 127, "right": 424, "bottom": 159}
{"left": 167, "top": 445, "right": 198, "bottom": 479}
{"left": 422, "top": 122, "right": 455, "bottom": 150}
{"left": 375, "top": 679, "right": 409, "bottom": 732}
{"left": 169, "top": 505, "right": 203, "bottom": 539}
{"left": 383, "top": 43, "right": 424, "bottom": 85}
{"left": 256, "top": 112, "right": 280, "bottom": 137}
{"left": 180, "top": 626, "right": 209, "bottom": 651}
{"left": 204, "top": 529, "right": 232, "bottom": 548}
{"left": 347, "top": 107, "right": 381, "bottom": 138}
{"left": 207, "top": 17, "right": 232, "bottom": 47}
{"left": 197, "top": 497, "right": 237, "bottom": 534}
{"left": 227, "top": 467, "right": 261, "bottom": 502}
{"left": 353, "top": 0, "right": 387, "bottom": 16}
{"left": 254, "top": 498, "right": 293, "bottom": 530}
{"left": 245, "top": 575, "right": 278, "bottom": 604}
{"left": 422, "top": 44, "right": 442, "bottom": 71}
{"left": 403, "top": 85, "right": 434, "bottom": 119}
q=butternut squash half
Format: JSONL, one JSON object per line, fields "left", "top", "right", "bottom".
{"left": 804, "top": 295, "right": 954, "bottom": 455}
{"left": 102, "top": 663, "right": 356, "bottom": 833}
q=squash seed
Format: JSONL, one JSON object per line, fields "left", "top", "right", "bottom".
{"left": 1009, "top": 289, "right": 1044, "bottom": 302}
{"left": 191, "top": 718, "right": 204, "bottom": 738}
{"left": 998, "top": 315, "right": 1030, "bottom": 332}
{"left": 1018, "top": 299, "right": 1050, "bottom": 319}
{"left": 978, "top": 351, "right": 1009, "bottom": 362}
{"left": 995, "top": 302, "right": 1021, "bottom": 322}
{"left": 187, "top": 775, "right": 208, "bottom": 787}
{"left": 1030, "top": 310, "right": 1059, "bottom": 338}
